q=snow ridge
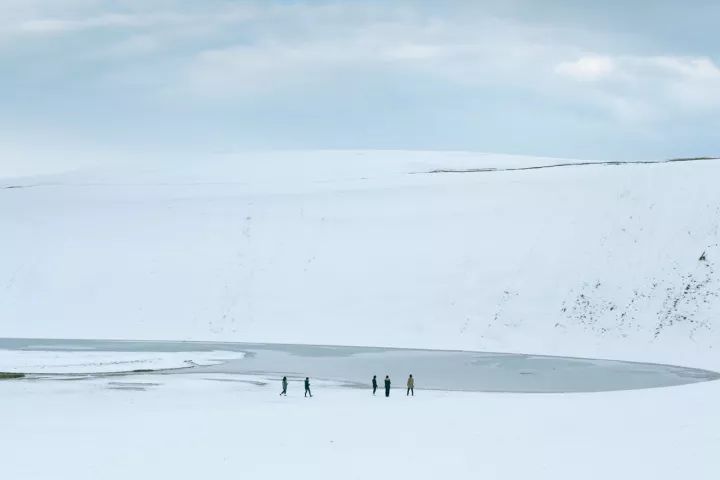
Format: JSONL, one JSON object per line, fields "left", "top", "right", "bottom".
{"left": 418, "top": 156, "right": 720, "bottom": 174}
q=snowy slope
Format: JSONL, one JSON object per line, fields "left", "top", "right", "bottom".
{"left": 1, "top": 151, "right": 719, "bottom": 368}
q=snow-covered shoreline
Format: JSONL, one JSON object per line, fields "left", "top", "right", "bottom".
{"left": 0, "top": 350, "right": 245, "bottom": 374}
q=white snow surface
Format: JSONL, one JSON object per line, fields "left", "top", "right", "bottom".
{"left": 2, "top": 150, "right": 719, "bottom": 480}
{"left": 0, "top": 349, "right": 244, "bottom": 373}
{"left": 2, "top": 151, "right": 720, "bottom": 368}
{"left": 1, "top": 372, "right": 718, "bottom": 480}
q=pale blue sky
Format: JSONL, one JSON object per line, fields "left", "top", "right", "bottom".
{"left": 1, "top": 0, "right": 719, "bottom": 176}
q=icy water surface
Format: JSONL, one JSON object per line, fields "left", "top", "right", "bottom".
{"left": 0, "top": 338, "right": 717, "bottom": 393}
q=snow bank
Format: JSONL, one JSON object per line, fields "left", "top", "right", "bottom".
{"left": 1, "top": 372, "right": 718, "bottom": 480}
{"left": 1, "top": 151, "right": 719, "bottom": 368}
{"left": 0, "top": 350, "right": 244, "bottom": 373}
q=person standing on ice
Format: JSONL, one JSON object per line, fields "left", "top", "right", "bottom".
{"left": 304, "top": 377, "right": 312, "bottom": 397}
{"left": 406, "top": 374, "right": 414, "bottom": 396}
{"left": 280, "top": 376, "right": 288, "bottom": 396}
{"left": 384, "top": 375, "right": 391, "bottom": 397}
{"left": 372, "top": 375, "right": 378, "bottom": 395}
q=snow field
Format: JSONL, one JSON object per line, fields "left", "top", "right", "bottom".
{"left": 1, "top": 372, "right": 717, "bottom": 480}
{"left": 2, "top": 151, "right": 719, "bottom": 479}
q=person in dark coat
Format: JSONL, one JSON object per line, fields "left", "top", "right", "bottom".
{"left": 407, "top": 374, "right": 414, "bottom": 396}
{"left": 304, "top": 377, "right": 312, "bottom": 397}
{"left": 384, "top": 375, "right": 391, "bottom": 397}
{"left": 280, "top": 376, "right": 288, "bottom": 396}
{"left": 372, "top": 375, "right": 378, "bottom": 395}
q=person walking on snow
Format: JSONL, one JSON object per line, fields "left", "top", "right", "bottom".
{"left": 304, "top": 377, "right": 312, "bottom": 397}
{"left": 372, "top": 375, "right": 378, "bottom": 395}
{"left": 384, "top": 375, "right": 391, "bottom": 397}
{"left": 407, "top": 374, "right": 414, "bottom": 396}
{"left": 280, "top": 376, "right": 288, "bottom": 396}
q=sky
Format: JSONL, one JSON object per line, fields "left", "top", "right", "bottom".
{"left": 1, "top": 0, "right": 719, "bottom": 177}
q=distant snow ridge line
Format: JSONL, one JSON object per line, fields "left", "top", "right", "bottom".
{"left": 419, "top": 156, "right": 720, "bottom": 174}
{"left": 2, "top": 155, "right": 718, "bottom": 188}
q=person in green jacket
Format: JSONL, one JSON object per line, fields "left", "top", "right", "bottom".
{"left": 304, "top": 377, "right": 312, "bottom": 397}
{"left": 280, "top": 376, "right": 288, "bottom": 396}
{"left": 407, "top": 374, "right": 414, "bottom": 396}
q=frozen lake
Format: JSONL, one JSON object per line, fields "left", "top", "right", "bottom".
{"left": 0, "top": 338, "right": 717, "bottom": 393}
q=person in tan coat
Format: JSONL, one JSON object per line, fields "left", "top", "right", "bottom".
{"left": 406, "top": 374, "right": 414, "bottom": 396}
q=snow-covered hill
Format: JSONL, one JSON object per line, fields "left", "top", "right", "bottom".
{"left": 2, "top": 151, "right": 719, "bottom": 368}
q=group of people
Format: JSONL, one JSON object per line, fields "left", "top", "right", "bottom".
{"left": 279, "top": 374, "right": 415, "bottom": 397}
{"left": 279, "top": 376, "right": 313, "bottom": 397}
{"left": 372, "top": 374, "right": 415, "bottom": 397}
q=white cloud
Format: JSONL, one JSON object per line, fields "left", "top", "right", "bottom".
{"left": 554, "top": 54, "right": 720, "bottom": 121}
{"left": 0, "top": 3, "right": 259, "bottom": 42}
{"left": 18, "top": 14, "right": 142, "bottom": 33}
{"left": 174, "top": 10, "right": 578, "bottom": 97}
{"left": 163, "top": 5, "right": 720, "bottom": 127}
{"left": 555, "top": 55, "right": 616, "bottom": 81}
{"left": 1, "top": 0, "right": 719, "bottom": 138}
{"left": 647, "top": 56, "right": 720, "bottom": 80}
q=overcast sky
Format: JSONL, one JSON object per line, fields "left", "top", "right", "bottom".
{"left": 1, "top": 0, "right": 719, "bottom": 176}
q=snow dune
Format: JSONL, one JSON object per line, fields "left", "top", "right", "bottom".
{"left": 1, "top": 151, "right": 719, "bottom": 368}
